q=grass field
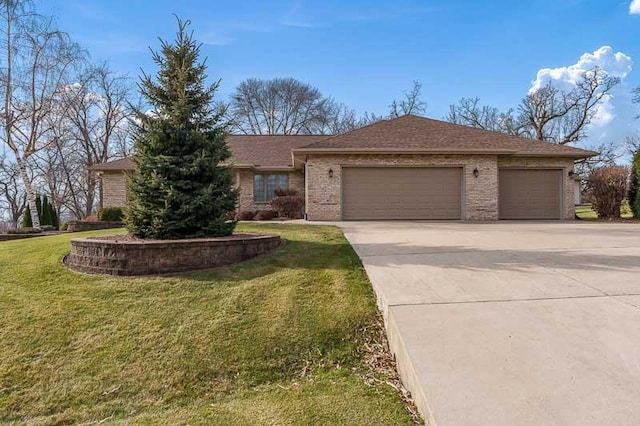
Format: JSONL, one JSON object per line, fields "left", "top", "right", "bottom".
{"left": 575, "top": 203, "right": 633, "bottom": 220}
{"left": 0, "top": 224, "right": 414, "bottom": 425}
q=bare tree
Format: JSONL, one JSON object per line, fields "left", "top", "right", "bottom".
{"left": 0, "top": 155, "right": 26, "bottom": 223}
{"left": 625, "top": 134, "right": 640, "bottom": 155}
{"left": 0, "top": 0, "right": 83, "bottom": 228}
{"left": 49, "top": 63, "right": 133, "bottom": 217}
{"left": 389, "top": 80, "right": 427, "bottom": 117}
{"left": 230, "top": 77, "right": 336, "bottom": 135}
{"left": 446, "top": 97, "right": 524, "bottom": 135}
{"left": 633, "top": 86, "right": 639, "bottom": 119}
{"left": 518, "top": 67, "right": 619, "bottom": 144}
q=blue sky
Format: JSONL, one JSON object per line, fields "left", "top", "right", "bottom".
{"left": 42, "top": 0, "right": 640, "bottom": 145}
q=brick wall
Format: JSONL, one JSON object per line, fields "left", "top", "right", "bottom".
{"left": 304, "top": 154, "right": 499, "bottom": 221}
{"left": 102, "top": 172, "right": 128, "bottom": 208}
{"left": 497, "top": 156, "right": 575, "bottom": 219}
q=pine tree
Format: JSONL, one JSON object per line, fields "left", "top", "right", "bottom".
{"left": 22, "top": 206, "right": 32, "bottom": 228}
{"left": 126, "top": 18, "right": 237, "bottom": 239}
{"left": 51, "top": 204, "right": 59, "bottom": 229}
{"left": 630, "top": 149, "right": 640, "bottom": 219}
{"left": 41, "top": 196, "right": 52, "bottom": 226}
{"left": 35, "top": 194, "right": 42, "bottom": 221}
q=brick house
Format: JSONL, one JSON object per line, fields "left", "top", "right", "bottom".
{"left": 90, "top": 115, "right": 595, "bottom": 221}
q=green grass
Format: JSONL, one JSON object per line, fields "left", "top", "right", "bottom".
{"left": 0, "top": 224, "right": 414, "bottom": 425}
{"left": 575, "top": 203, "right": 633, "bottom": 220}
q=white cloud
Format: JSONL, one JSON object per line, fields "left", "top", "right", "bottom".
{"left": 630, "top": 0, "right": 640, "bottom": 15}
{"left": 529, "top": 46, "right": 639, "bottom": 149}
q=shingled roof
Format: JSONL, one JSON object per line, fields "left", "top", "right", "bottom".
{"left": 89, "top": 135, "right": 327, "bottom": 171}
{"left": 294, "top": 115, "right": 597, "bottom": 158}
{"left": 90, "top": 115, "right": 597, "bottom": 172}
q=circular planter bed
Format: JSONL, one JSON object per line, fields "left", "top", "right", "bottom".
{"left": 64, "top": 234, "right": 283, "bottom": 276}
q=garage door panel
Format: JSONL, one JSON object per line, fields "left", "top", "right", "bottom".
{"left": 499, "top": 169, "right": 562, "bottom": 220}
{"left": 342, "top": 167, "right": 462, "bottom": 220}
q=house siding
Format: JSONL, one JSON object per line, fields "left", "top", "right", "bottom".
{"left": 304, "top": 154, "right": 500, "bottom": 221}
{"left": 102, "top": 172, "right": 128, "bottom": 208}
{"left": 497, "top": 156, "right": 575, "bottom": 220}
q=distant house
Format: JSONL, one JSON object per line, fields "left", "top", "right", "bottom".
{"left": 90, "top": 115, "right": 595, "bottom": 221}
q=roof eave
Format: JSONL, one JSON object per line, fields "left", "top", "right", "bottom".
{"left": 292, "top": 148, "right": 518, "bottom": 155}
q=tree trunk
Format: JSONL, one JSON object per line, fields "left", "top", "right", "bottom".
{"left": 17, "top": 158, "right": 40, "bottom": 228}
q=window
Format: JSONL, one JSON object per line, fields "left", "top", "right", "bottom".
{"left": 254, "top": 174, "right": 288, "bottom": 202}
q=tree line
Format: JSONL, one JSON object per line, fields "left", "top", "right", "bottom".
{"left": 1, "top": 0, "right": 638, "bottom": 228}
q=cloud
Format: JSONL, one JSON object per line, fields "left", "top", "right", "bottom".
{"left": 200, "top": 31, "right": 232, "bottom": 46}
{"left": 529, "top": 46, "right": 638, "bottom": 149}
{"left": 631, "top": 0, "right": 640, "bottom": 15}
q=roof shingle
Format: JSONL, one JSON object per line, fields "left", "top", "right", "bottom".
{"left": 295, "top": 115, "right": 597, "bottom": 158}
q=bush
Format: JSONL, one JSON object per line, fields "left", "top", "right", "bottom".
{"left": 588, "top": 166, "right": 629, "bottom": 219}
{"left": 629, "top": 149, "right": 640, "bottom": 219}
{"left": 255, "top": 210, "right": 277, "bottom": 221}
{"left": 270, "top": 194, "right": 304, "bottom": 219}
{"left": 84, "top": 215, "right": 98, "bottom": 222}
{"left": 97, "top": 207, "right": 124, "bottom": 222}
{"left": 274, "top": 188, "right": 298, "bottom": 197}
{"left": 60, "top": 221, "right": 70, "bottom": 231}
{"left": 6, "top": 227, "right": 43, "bottom": 235}
{"left": 40, "top": 225, "right": 56, "bottom": 232}
{"left": 237, "top": 210, "right": 256, "bottom": 221}
{"left": 225, "top": 211, "right": 238, "bottom": 221}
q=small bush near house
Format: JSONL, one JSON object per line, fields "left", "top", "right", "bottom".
{"left": 255, "top": 209, "right": 277, "bottom": 221}
{"left": 39, "top": 225, "right": 57, "bottom": 232}
{"left": 97, "top": 207, "right": 124, "bottom": 222}
{"left": 588, "top": 166, "right": 629, "bottom": 219}
{"left": 6, "top": 227, "right": 43, "bottom": 235}
{"left": 84, "top": 215, "right": 98, "bottom": 222}
{"left": 237, "top": 210, "right": 256, "bottom": 221}
{"left": 271, "top": 194, "right": 304, "bottom": 219}
{"left": 225, "top": 211, "right": 237, "bottom": 221}
{"left": 274, "top": 188, "right": 298, "bottom": 197}
{"left": 629, "top": 149, "right": 640, "bottom": 219}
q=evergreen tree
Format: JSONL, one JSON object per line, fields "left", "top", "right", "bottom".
{"left": 630, "top": 149, "right": 640, "bottom": 219}
{"left": 35, "top": 194, "right": 42, "bottom": 220}
{"left": 41, "top": 196, "right": 52, "bottom": 226}
{"left": 22, "top": 206, "right": 32, "bottom": 228}
{"left": 126, "top": 18, "right": 237, "bottom": 239}
{"left": 51, "top": 205, "right": 59, "bottom": 229}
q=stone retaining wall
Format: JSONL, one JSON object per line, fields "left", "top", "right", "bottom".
{"left": 67, "top": 221, "right": 125, "bottom": 232}
{"left": 65, "top": 234, "right": 283, "bottom": 276}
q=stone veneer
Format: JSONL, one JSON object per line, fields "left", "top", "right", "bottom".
{"left": 304, "top": 154, "right": 575, "bottom": 221}
{"left": 236, "top": 169, "right": 305, "bottom": 213}
{"left": 65, "top": 234, "right": 283, "bottom": 276}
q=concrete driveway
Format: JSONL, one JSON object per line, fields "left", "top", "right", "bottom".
{"left": 339, "top": 221, "right": 640, "bottom": 426}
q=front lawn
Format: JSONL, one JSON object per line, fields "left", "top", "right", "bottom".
{"left": 0, "top": 224, "right": 414, "bottom": 425}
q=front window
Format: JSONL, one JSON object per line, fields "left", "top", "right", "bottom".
{"left": 254, "top": 174, "right": 288, "bottom": 202}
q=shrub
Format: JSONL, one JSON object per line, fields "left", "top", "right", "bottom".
{"left": 274, "top": 188, "right": 298, "bottom": 197}
{"left": 237, "top": 210, "right": 256, "bottom": 221}
{"left": 255, "top": 210, "right": 277, "bottom": 221}
{"left": 39, "top": 225, "right": 56, "bottom": 232}
{"left": 225, "top": 211, "right": 238, "bottom": 221}
{"left": 6, "top": 227, "right": 43, "bottom": 235}
{"left": 588, "top": 166, "right": 629, "bottom": 219}
{"left": 84, "top": 215, "right": 98, "bottom": 222}
{"left": 60, "top": 221, "right": 70, "bottom": 231}
{"left": 629, "top": 149, "right": 640, "bottom": 219}
{"left": 270, "top": 194, "right": 304, "bottom": 219}
{"left": 98, "top": 207, "right": 124, "bottom": 222}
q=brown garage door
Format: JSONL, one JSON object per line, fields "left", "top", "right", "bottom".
{"left": 499, "top": 169, "right": 562, "bottom": 219}
{"left": 342, "top": 167, "right": 462, "bottom": 220}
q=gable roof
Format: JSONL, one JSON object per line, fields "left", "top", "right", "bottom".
{"left": 89, "top": 135, "right": 328, "bottom": 171}
{"left": 89, "top": 115, "right": 597, "bottom": 172}
{"left": 294, "top": 115, "right": 597, "bottom": 158}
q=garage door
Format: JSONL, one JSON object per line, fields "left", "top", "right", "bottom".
{"left": 499, "top": 169, "right": 562, "bottom": 220}
{"left": 342, "top": 167, "right": 462, "bottom": 220}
